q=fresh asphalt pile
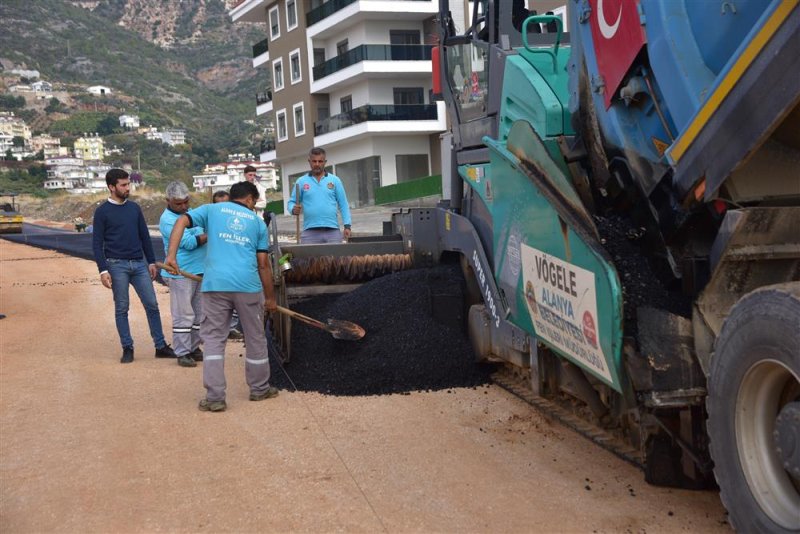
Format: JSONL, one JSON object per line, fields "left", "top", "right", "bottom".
{"left": 269, "top": 264, "right": 495, "bottom": 395}
{"left": 593, "top": 213, "right": 691, "bottom": 338}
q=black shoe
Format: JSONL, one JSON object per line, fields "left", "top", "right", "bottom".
{"left": 120, "top": 346, "right": 134, "bottom": 364}
{"left": 228, "top": 329, "right": 244, "bottom": 340}
{"left": 155, "top": 344, "right": 176, "bottom": 358}
{"left": 189, "top": 348, "right": 203, "bottom": 362}
{"left": 177, "top": 355, "right": 197, "bottom": 367}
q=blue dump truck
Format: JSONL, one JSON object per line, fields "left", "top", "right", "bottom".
{"left": 267, "top": 2, "right": 798, "bottom": 529}
{"left": 411, "top": 1, "right": 798, "bottom": 530}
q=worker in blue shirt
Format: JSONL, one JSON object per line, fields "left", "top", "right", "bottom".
{"left": 159, "top": 181, "right": 207, "bottom": 369}
{"left": 165, "top": 181, "right": 278, "bottom": 412}
{"left": 287, "top": 147, "right": 352, "bottom": 244}
{"left": 92, "top": 168, "right": 176, "bottom": 364}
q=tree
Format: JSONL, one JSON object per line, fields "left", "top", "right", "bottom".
{"left": 97, "top": 116, "right": 120, "bottom": 136}
{"left": 12, "top": 136, "right": 25, "bottom": 148}
{"left": 45, "top": 97, "right": 63, "bottom": 113}
{"left": 4, "top": 149, "right": 13, "bottom": 161}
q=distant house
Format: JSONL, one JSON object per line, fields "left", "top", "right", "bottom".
{"left": 161, "top": 128, "right": 186, "bottom": 146}
{"left": 119, "top": 114, "right": 140, "bottom": 129}
{"left": 193, "top": 161, "right": 278, "bottom": 192}
{"left": 31, "top": 81, "right": 52, "bottom": 93}
{"left": 87, "top": 85, "right": 112, "bottom": 96}
{"left": 73, "top": 134, "right": 105, "bottom": 161}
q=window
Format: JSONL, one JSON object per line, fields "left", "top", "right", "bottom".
{"left": 393, "top": 87, "right": 425, "bottom": 105}
{"left": 396, "top": 154, "right": 429, "bottom": 182}
{"left": 285, "top": 0, "right": 298, "bottom": 31}
{"left": 293, "top": 102, "right": 305, "bottom": 136}
{"left": 276, "top": 109, "right": 288, "bottom": 141}
{"left": 340, "top": 95, "right": 352, "bottom": 113}
{"left": 313, "top": 48, "right": 326, "bottom": 67}
{"left": 336, "top": 39, "right": 349, "bottom": 57}
{"left": 389, "top": 30, "right": 421, "bottom": 45}
{"left": 289, "top": 49, "right": 302, "bottom": 84}
{"left": 317, "top": 104, "right": 329, "bottom": 121}
{"left": 273, "top": 58, "right": 284, "bottom": 91}
{"left": 269, "top": 6, "right": 280, "bottom": 40}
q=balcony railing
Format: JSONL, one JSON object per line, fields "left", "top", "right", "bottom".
{"left": 313, "top": 44, "right": 432, "bottom": 80}
{"left": 306, "top": 0, "right": 357, "bottom": 26}
{"left": 314, "top": 104, "right": 437, "bottom": 135}
{"left": 256, "top": 90, "right": 272, "bottom": 105}
{"left": 306, "top": 0, "right": 429, "bottom": 26}
{"left": 252, "top": 38, "right": 269, "bottom": 58}
{"left": 261, "top": 137, "right": 276, "bottom": 152}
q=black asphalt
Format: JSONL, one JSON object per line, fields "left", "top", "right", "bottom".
{"left": 1, "top": 223, "right": 165, "bottom": 264}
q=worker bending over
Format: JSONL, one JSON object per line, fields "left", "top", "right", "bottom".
{"left": 165, "top": 181, "right": 278, "bottom": 412}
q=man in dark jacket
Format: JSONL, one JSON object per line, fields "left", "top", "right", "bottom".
{"left": 92, "top": 168, "right": 175, "bottom": 364}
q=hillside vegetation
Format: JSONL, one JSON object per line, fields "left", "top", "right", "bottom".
{"left": 0, "top": 0, "right": 266, "bottom": 154}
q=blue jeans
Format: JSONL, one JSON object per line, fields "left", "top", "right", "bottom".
{"left": 107, "top": 259, "right": 166, "bottom": 350}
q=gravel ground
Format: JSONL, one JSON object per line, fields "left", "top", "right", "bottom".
{"left": 271, "top": 264, "right": 496, "bottom": 395}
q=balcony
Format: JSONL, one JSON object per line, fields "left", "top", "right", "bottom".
{"left": 306, "top": 0, "right": 357, "bottom": 27}
{"left": 315, "top": 104, "right": 437, "bottom": 135}
{"left": 261, "top": 137, "right": 276, "bottom": 152}
{"left": 256, "top": 90, "right": 272, "bottom": 105}
{"left": 306, "top": 0, "right": 436, "bottom": 38}
{"left": 313, "top": 44, "right": 432, "bottom": 81}
{"left": 252, "top": 38, "right": 269, "bottom": 58}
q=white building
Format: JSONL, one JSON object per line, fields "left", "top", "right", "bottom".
{"left": 230, "top": 0, "right": 445, "bottom": 208}
{"left": 44, "top": 157, "right": 111, "bottom": 194}
{"left": 161, "top": 128, "right": 187, "bottom": 146}
{"left": 31, "top": 81, "right": 53, "bottom": 93}
{"left": 192, "top": 161, "right": 279, "bottom": 193}
{"left": 87, "top": 85, "right": 112, "bottom": 96}
{"left": 119, "top": 114, "right": 140, "bottom": 129}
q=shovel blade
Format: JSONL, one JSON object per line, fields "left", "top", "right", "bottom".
{"left": 326, "top": 319, "right": 365, "bottom": 341}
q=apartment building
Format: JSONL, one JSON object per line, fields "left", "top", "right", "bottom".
{"left": 231, "top": 0, "right": 445, "bottom": 208}
{"left": 193, "top": 161, "right": 279, "bottom": 193}
{"left": 73, "top": 134, "right": 105, "bottom": 162}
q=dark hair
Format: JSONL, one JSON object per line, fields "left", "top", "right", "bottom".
{"left": 230, "top": 181, "right": 259, "bottom": 201}
{"left": 243, "top": 165, "right": 257, "bottom": 174}
{"left": 309, "top": 147, "right": 326, "bottom": 158}
{"left": 105, "top": 168, "right": 129, "bottom": 187}
{"left": 212, "top": 190, "right": 230, "bottom": 202}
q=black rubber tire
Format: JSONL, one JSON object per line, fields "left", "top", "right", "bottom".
{"left": 707, "top": 283, "right": 800, "bottom": 533}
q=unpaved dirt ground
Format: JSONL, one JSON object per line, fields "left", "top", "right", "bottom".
{"left": 0, "top": 240, "right": 731, "bottom": 533}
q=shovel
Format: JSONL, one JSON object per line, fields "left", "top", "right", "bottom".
{"left": 155, "top": 262, "right": 365, "bottom": 341}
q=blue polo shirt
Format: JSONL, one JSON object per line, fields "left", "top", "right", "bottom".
{"left": 186, "top": 201, "right": 269, "bottom": 293}
{"left": 159, "top": 208, "right": 205, "bottom": 278}
{"left": 287, "top": 172, "right": 352, "bottom": 231}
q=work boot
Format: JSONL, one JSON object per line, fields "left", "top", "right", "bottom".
{"left": 120, "top": 346, "right": 134, "bottom": 364}
{"left": 177, "top": 354, "right": 197, "bottom": 368}
{"left": 198, "top": 399, "right": 226, "bottom": 412}
{"left": 154, "top": 344, "right": 177, "bottom": 358}
{"left": 189, "top": 347, "right": 204, "bottom": 362}
{"left": 249, "top": 386, "right": 279, "bottom": 401}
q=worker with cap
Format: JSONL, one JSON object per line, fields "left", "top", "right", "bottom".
{"left": 159, "top": 181, "right": 207, "bottom": 368}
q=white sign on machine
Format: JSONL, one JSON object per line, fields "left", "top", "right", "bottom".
{"left": 520, "top": 244, "right": 611, "bottom": 382}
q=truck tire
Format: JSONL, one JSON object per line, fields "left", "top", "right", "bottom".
{"left": 707, "top": 284, "right": 800, "bottom": 533}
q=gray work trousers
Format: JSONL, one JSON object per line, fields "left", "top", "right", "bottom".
{"left": 167, "top": 277, "right": 202, "bottom": 356}
{"left": 300, "top": 227, "right": 342, "bottom": 244}
{"left": 201, "top": 292, "right": 270, "bottom": 402}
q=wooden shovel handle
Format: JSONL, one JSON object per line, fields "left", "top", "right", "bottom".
{"left": 155, "top": 262, "right": 203, "bottom": 282}
{"left": 276, "top": 305, "right": 327, "bottom": 330}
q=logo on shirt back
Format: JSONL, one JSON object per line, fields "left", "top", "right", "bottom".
{"left": 227, "top": 216, "right": 245, "bottom": 233}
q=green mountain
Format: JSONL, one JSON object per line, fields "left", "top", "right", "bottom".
{"left": 0, "top": 0, "right": 266, "bottom": 155}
